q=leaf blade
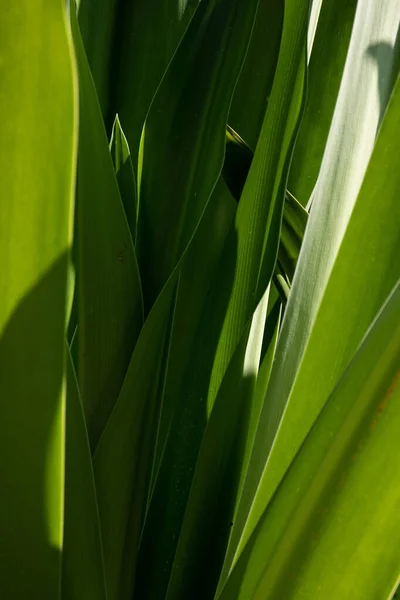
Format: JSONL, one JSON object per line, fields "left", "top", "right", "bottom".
{"left": 0, "top": 1, "right": 77, "bottom": 595}
{"left": 71, "top": 5, "right": 144, "bottom": 449}
{"left": 220, "top": 281, "right": 400, "bottom": 600}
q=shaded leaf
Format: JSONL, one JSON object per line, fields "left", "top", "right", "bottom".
{"left": 62, "top": 347, "right": 107, "bottom": 600}
{"left": 111, "top": 0, "right": 199, "bottom": 166}
{"left": 136, "top": 0, "right": 260, "bottom": 309}
{"left": 71, "top": 5, "right": 144, "bottom": 450}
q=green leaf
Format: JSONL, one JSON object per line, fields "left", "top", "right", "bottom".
{"left": 235, "top": 58, "right": 400, "bottom": 565}
{"left": 216, "top": 295, "right": 281, "bottom": 592}
{"left": 278, "top": 191, "right": 308, "bottom": 280}
{"left": 165, "top": 324, "right": 256, "bottom": 600}
{"left": 62, "top": 347, "right": 107, "bottom": 600}
{"left": 136, "top": 4, "right": 303, "bottom": 595}
{"left": 0, "top": 1, "right": 77, "bottom": 596}
{"left": 134, "top": 181, "right": 237, "bottom": 600}
{"left": 288, "top": 0, "right": 358, "bottom": 206}
{"left": 93, "top": 278, "right": 178, "bottom": 600}
{"left": 71, "top": 5, "right": 144, "bottom": 450}
{"left": 136, "top": 0, "right": 260, "bottom": 309}
{"left": 245, "top": 298, "right": 281, "bottom": 472}
{"left": 111, "top": 0, "right": 199, "bottom": 167}
{"left": 220, "top": 280, "right": 400, "bottom": 600}
{"left": 77, "top": 0, "right": 119, "bottom": 121}
{"left": 94, "top": 2, "right": 261, "bottom": 593}
{"left": 148, "top": 179, "right": 236, "bottom": 498}
{"left": 110, "top": 115, "right": 138, "bottom": 244}
{"left": 223, "top": 127, "right": 308, "bottom": 280}
{"left": 227, "top": 0, "right": 284, "bottom": 150}
{"left": 207, "top": 0, "right": 309, "bottom": 410}
{"left": 94, "top": 180, "right": 235, "bottom": 600}
{"left": 164, "top": 288, "right": 280, "bottom": 600}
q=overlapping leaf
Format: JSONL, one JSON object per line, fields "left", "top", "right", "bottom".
{"left": 71, "top": 5, "right": 143, "bottom": 450}
{"left": 208, "top": 0, "right": 308, "bottom": 411}
{"left": 111, "top": 0, "right": 199, "bottom": 167}
{"left": 236, "top": 64, "right": 400, "bottom": 567}
{"left": 136, "top": 0, "right": 260, "bottom": 309}
{"left": 92, "top": 3, "right": 260, "bottom": 599}
{"left": 220, "top": 281, "right": 400, "bottom": 600}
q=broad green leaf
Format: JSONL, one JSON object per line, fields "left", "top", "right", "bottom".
{"left": 93, "top": 279, "right": 178, "bottom": 600}
{"left": 220, "top": 281, "right": 400, "bottom": 600}
{"left": 111, "top": 0, "right": 199, "bottom": 168}
{"left": 289, "top": 0, "right": 358, "bottom": 206}
{"left": 110, "top": 115, "right": 138, "bottom": 244}
{"left": 62, "top": 348, "right": 107, "bottom": 600}
{"left": 236, "top": 68, "right": 400, "bottom": 564}
{"left": 228, "top": 0, "right": 284, "bottom": 150}
{"left": 208, "top": 0, "right": 309, "bottom": 409}
{"left": 0, "top": 1, "right": 77, "bottom": 596}
{"left": 71, "top": 5, "right": 144, "bottom": 450}
{"left": 136, "top": 0, "right": 260, "bottom": 309}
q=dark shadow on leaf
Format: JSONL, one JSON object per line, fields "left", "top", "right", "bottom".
{"left": 0, "top": 254, "right": 69, "bottom": 596}
{"left": 367, "top": 32, "right": 400, "bottom": 127}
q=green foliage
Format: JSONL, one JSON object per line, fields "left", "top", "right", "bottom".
{"left": 0, "top": 1, "right": 399, "bottom": 599}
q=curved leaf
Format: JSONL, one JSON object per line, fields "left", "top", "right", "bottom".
{"left": 71, "top": 6, "right": 144, "bottom": 450}
{"left": 136, "top": 0, "right": 260, "bottom": 309}
{"left": 220, "top": 281, "right": 400, "bottom": 600}
{"left": 111, "top": 0, "right": 199, "bottom": 166}
{"left": 237, "top": 65, "right": 400, "bottom": 564}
